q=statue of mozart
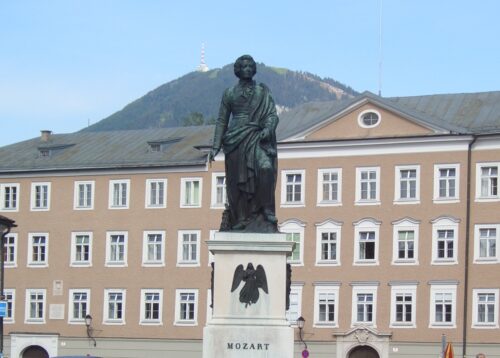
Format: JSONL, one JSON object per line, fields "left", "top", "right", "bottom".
{"left": 209, "top": 55, "right": 279, "bottom": 233}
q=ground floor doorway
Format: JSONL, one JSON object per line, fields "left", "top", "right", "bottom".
{"left": 348, "top": 345, "right": 380, "bottom": 358}
{"left": 21, "top": 345, "right": 49, "bottom": 358}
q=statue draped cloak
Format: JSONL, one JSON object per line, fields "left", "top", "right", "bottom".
{"left": 213, "top": 81, "right": 279, "bottom": 230}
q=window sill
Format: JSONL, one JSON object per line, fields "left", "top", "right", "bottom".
{"left": 103, "top": 320, "right": 126, "bottom": 325}
{"left": 105, "top": 262, "right": 127, "bottom": 267}
{"left": 317, "top": 201, "right": 342, "bottom": 207}
{"left": 177, "top": 262, "right": 201, "bottom": 267}
{"left": 174, "top": 320, "right": 197, "bottom": 326}
{"left": 392, "top": 260, "right": 419, "bottom": 265}
{"left": 25, "top": 319, "right": 45, "bottom": 324}
{"left": 313, "top": 322, "right": 338, "bottom": 328}
{"left": 474, "top": 258, "right": 499, "bottom": 264}
{"left": 74, "top": 206, "right": 94, "bottom": 211}
{"left": 30, "top": 207, "right": 50, "bottom": 212}
{"left": 280, "top": 203, "right": 305, "bottom": 208}
{"left": 27, "top": 263, "right": 49, "bottom": 268}
{"left": 316, "top": 261, "right": 340, "bottom": 266}
{"left": 70, "top": 262, "right": 92, "bottom": 268}
{"left": 145, "top": 205, "right": 167, "bottom": 209}
{"left": 180, "top": 204, "right": 202, "bottom": 208}
{"left": 142, "top": 262, "right": 165, "bottom": 267}
{"left": 393, "top": 200, "right": 420, "bottom": 205}
{"left": 355, "top": 200, "right": 380, "bottom": 206}
{"left": 140, "top": 320, "right": 163, "bottom": 326}
{"left": 475, "top": 197, "right": 500, "bottom": 203}
{"left": 430, "top": 323, "right": 455, "bottom": 329}
{"left": 433, "top": 198, "right": 459, "bottom": 204}
{"left": 390, "top": 322, "right": 416, "bottom": 328}
{"left": 472, "top": 323, "right": 499, "bottom": 329}
{"left": 108, "top": 206, "right": 129, "bottom": 210}
{"left": 431, "top": 260, "right": 458, "bottom": 265}
{"left": 353, "top": 260, "right": 379, "bottom": 266}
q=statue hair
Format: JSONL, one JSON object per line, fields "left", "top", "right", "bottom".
{"left": 234, "top": 55, "right": 257, "bottom": 78}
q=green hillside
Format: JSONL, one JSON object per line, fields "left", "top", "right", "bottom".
{"left": 82, "top": 63, "right": 358, "bottom": 131}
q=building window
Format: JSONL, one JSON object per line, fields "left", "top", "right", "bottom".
{"left": 4, "top": 233, "right": 17, "bottom": 267}
{"left": 71, "top": 232, "right": 92, "bottom": 267}
{"left": 25, "top": 289, "right": 46, "bottom": 323}
{"left": 432, "top": 217, "right": 459, "bottom": 264}
{"left": 28, "top": 233, "right": 49, "bottom": 267}
{"left": 177, "top": 230, "right": 200, "bottom": 266}
{"left": 140, "top": 289, "right": 163, "bottom": 325}
{"left": 358, "top": 110, "right": 381, "bottom": 128}
{"left": 354, "top": 219, "right": 380, "bottom": 265}
{"left": 314, "top": 284, "right": 339, "bottom": 327}
{"left": 356, "top": 167, "right": 380, "bottom": 204}
{"left": 281, "top": 170, "right": 305, "bottom": 206}
{"left": 476, "top": 163, "right": 499, "bottom": 200}
{"left": 106, "top": 232, "right": 128, "bottom": 267}
{"left": 317, "top": 168, "right": 342, "bottom": 206}
{"left": 142, "top": 231, "right": 165, "bottom": 266}
{"left": 175, "top": 289, "right": 198, "bottom": 326}
{"left": 315, "top": 220, "right": 342, "bottom": 266}
{"left": 180, "top": 178, "right": 202, "bottom": 208}
{"left": 4, "top": 289, "right": 15, "bottom": 322}
{"left": 474, "top": 225, "right": 499, "bottom": 263}
{"left": 0, "top": 183, "right": 19, "bottom": 211}
{"left": 280, "top": 219, "right": 305, "bottom": 265}
{"left": 430, "top": 284, "right": 457, "bottom": 327}
{"left": 31, "top": 182, "right": 51, "bottom": 210}
{"left": 69, "top": 289, "right": 90, "bottom": 323}
{"left": 395, "top": 166, "right": 420, "bottom": 203}
{"left": 109, "top": 179, "right": 130, "bottom": 209}
{"left": 352, "top": 285, "right": 378, "bottom": 327}
{"left": 74, "top": 181, "right": 94, "bottom": 210}
{"left": 286, "top": 284, "right": 303, "bottom": 325}
{"left": 434, "top": 165, "right": 459, "bottom": 202}
{"left": 145, "top": 179, "right": 167, "bottom": 208}
{"left": 472, "top": 289, "right": 499, "bottom": 328}
{"left": 390, "top": 285, "right": 417, "bottom": 327}
{"left": 392, "top": 218, "right": 420, "bottom": 265}
{"left": 104, "top": 289, "right": 126, "bottom": 324}
{"left": 211, "top": 173, "right": 227, "bottom": 208}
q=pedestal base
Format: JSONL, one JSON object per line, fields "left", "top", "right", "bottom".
{"left": 203, "top": 324, "right": 294, "bottom": 358}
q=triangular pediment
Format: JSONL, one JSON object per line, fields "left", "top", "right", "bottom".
{"left": 279, "top": 92, "right": 459, "bottom": 142}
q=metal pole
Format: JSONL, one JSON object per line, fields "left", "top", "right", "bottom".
{"left": 441, "top": 333, "right": 446, "bottom": 358}
{"left": 0, "top": 227, "right": 10, "bottom": 356}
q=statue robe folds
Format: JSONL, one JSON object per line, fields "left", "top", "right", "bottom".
{"left": 212, "top": 81, "right": 279, "bottom": 232}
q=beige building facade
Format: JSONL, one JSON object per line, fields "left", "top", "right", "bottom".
{"left": 0, "top": 91, "right": 499, "bottom": 357}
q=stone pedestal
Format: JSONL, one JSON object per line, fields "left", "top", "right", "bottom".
{"left": 202, "top": 232, "right": 295, "bottom": 358}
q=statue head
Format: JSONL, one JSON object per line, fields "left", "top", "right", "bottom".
{"left": 234, "top": 55, "right": 256, "bottom": 79}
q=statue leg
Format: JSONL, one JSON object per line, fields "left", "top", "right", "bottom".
{"left": 256, "top": 149, "right": 277, "bottom": 224}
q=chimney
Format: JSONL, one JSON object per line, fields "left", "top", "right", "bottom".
{"left": 40, "top": 130, "right": 52, "bottom": 142}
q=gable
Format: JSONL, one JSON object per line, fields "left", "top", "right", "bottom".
{"left": 304, "top": 103, "right": 434, "bottom": 141}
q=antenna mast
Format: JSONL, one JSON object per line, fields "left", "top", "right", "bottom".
{"left": 378, "top": 0, "right": 383, "bottom": 96}
{"left": 197, "top": 43, "right": 209, "bottom": 72}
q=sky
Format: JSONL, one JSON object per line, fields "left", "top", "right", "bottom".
{"left": 1, "top": 0, "right": 499, "bottom": 146}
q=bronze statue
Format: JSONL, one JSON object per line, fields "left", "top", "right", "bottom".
{"left": 209, "top": 55, "right": 279, "bottom": 233}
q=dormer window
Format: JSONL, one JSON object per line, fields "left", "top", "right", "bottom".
{"left": 150, "top": 143, "right": 161, "bottom": 152}
{"left": 39, "top": 149, "right": 50, "bottom": 158}
{"left": 147, "top": 138, "right": 182, "bottom": 153}
{"left": 358, "top": 110, "right": 381, "bottom": 128}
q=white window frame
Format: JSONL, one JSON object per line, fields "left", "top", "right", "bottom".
{"left": 429, "top": 284, "right": 457, "bottom": 328}
{"left": 27, "top": 233, "right": 49, "bottom": 267}
{"left": 105, "top": 231, "right": 128, "bottom": 267}
{"left": 472, "top": 289, "right": 499, "bottom": 328}
{"left": 177, "top": 230, "right": 201, "bottom": 267}
{"left": 0, "top": 183, "right": 20, "bottom": 212}
{"left": 351, "top": 285, "right": 378, "bottom": 327}
{"left": 392, "top": 218, "right": 420, "bottom": 265}
{"left": 180, "top": 177, "right": 202, "bottom": 208}
{"left": 174, "top": 289, "right": 198, "bottom": 326}
{"left": 103, "top": 289, "right": 126, "bottom": 325}
{"left": 315, "top": 219, "right": 342, "bottom": 266}
{"left": 73, "top": 180, "right": 95, "bottom": 210}
{"left": 313, "top": 283, "right": 340, "bottom": 328}
{"left": 145, "top": 179, "right": 167, "bottom": 209}
{"left": 4, "top": 289, "right": 15, "bottom": 323}
{"left": 281, "top": 169, "right": 306, "bottom": 207}
{"left": 355, "top": 167, "right": 380, "bottom": 205}
{"left": 431, "top": 217, "right": 459, "bottom": 265}
{"left": 208, "top": 230, "right": 217, "bottom": 266}
{"left": 317, "top": 168, "right": 342, "bottom": 206}
{"left": 286, "top": 284, "right": 304, "bottom": 325}
{"left": 140, "top": 289, "right": 163, "bottom": 325}
{"left": 30, "top": 182, "right": 51, "bottom": 211}
{"left": 279, "top": 219, "right": 305, "bottom": 266}
{"left": 210, "top": 172, "right": 227, "bottom": 209}
{"left": 353, "top": 219, "right": 380, "bottom": 265}
{"left": 70, "top": 232, "right": 93, "bottom": 267}
{"left": 433, "top": 164, "right": 460, "bottom": 203}
{"left": 25, "top": 288, "right": 46, "bottom": 324}
{"left": 476, "top": 162, "right": 500, "bottom": 201}
{"left": 142, "top": 230, "right": 165, "bottom": 267}
{"left": 4, "top": 232, "right": 18, "bottom": 268}
{"left": 68, "top": 289, "right": 90, "bottom": 324}
{"left": 390, "top": 284, "right": 417, "bottom": 328}
{"left": 108, "top": 179, "right": 130, "bottom": 209}
{"left": 474, "top": 224, "right": 499, "bottom": 264}
{"left": 394, "top": 165, "right": 420, "bottom": 204}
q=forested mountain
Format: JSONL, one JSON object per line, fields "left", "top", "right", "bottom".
{"left": 82, "top": 63, "right": 358, "bottom": 131}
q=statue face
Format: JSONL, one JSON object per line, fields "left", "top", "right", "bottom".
{"left": 238, "top": 59, "right": 255, "bottom": 80}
